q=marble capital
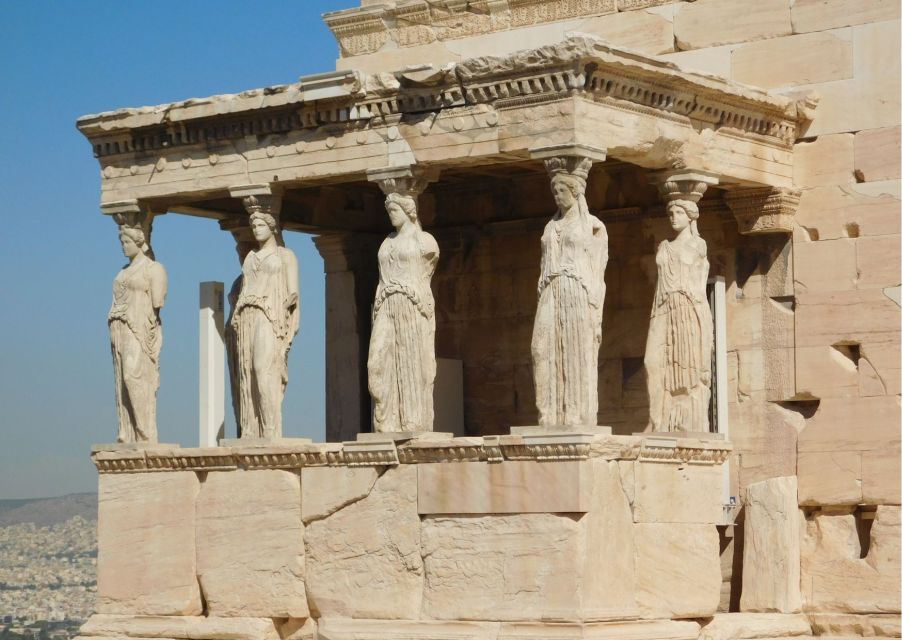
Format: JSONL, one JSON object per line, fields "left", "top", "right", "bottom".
{"left": 366, "top": 165, "right": 439, "bottom": 197}
{"left": 650, "top": 170, "right": 720, "bottom": 204}
{"left": 723, "top": 187, "right": 801, "bottom": 235}
{"left": 228, "top": 183, "right": 283, "bottom": 217}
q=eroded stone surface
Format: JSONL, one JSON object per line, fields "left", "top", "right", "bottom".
{"left": 196, "top": 469, "right": 307, "bottom": 617}
{"left": 740, "top": 477, "right": 802, "bottom": 613}
{"left": 96, "top": 472, "right": 201, "bottom": 615}
{"left": 305, "top": 464, "right": 423, "bottom": 619}
{"left": 697, "top": 613, "right": 811, "bottom": 640}
{"left": 79, "top": 614, "right": 280, "bottom": 640}
{"left": 801, "top": 505, "right": 901, "bottom": 613}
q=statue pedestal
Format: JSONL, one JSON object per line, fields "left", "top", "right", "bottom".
{"left": 356, "top": 431, "right": 454, "bottom": 443}
{"left": 91, "top": 442, "right": 180, "bottom": 452}
{"left": 219, "top": 437, "right": 313, "bottom": 447}
{"left": 510, "top": 425, "right": 612, "bottom": 436}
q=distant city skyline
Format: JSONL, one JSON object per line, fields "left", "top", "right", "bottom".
{"left": 0, "top": 1, "right": 349, "bottom": 498}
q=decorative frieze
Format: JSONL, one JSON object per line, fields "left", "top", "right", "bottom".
{"left": 79, "top": 35, "right": 808, "bottom": 166}
{"left": 90, "top": 435, "right": 730, "bottom": 472}
{"left": 724, "top": 187, "right": 802, "bottom": 235}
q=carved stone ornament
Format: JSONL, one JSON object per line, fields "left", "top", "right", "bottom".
{"left": 645, "top": 171, "right": 718, "bottom": 434}
{"left": 103, "top": 201, "right": 168, "bottom": 444}
{"left": 723, "top": 187, "right": 802, "bottom": 235}
{"left": 227, "top": 185, "right": 299, "bottom": 439}
{"left": 365, "top": 167, "right": 439, "bottom": 433}
{"left": 529, "top": 148, "right": 608, "bottom": 429}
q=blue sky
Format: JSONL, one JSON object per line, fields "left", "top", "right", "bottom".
{"left": 0, "top": 1, "right": 351, "bottom": 498}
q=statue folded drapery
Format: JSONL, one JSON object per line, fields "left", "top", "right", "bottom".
{"left": 531, "top": 164, "right": 608, "bottom": 428}
{"left": 109, "top": 225, "right": 167, "bottom": 443}
{"left": 645, "top": 199, "right": 713, "bottom": 432}
{"left": 367, "top": 192, "right": 439, "bottom": 433}
{"left": 231, "top": 207, "right": 299, "bottom": 438}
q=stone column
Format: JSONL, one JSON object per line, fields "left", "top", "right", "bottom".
{"left": 314, "top": 233, "right": 381, "bottom": 442}
{"left": 645, "top": 170, "right": 719, "bottom": 434}
{"left": 100, "top": 200, "right": 170, "bottom": 448}
{"left": 223, "top": 183, "right": 304, "bottom": 442}
{"left": 364, "top": 166, "right": 441, "bottom": 436}
{"left": 523, "top": 144, "right": 609, "bottom": 435}
{"left": 219, "top": 216, "right": 256, "bottom": 438}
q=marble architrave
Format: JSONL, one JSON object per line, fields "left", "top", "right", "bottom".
{"left": 366, "top": 168, "right": 439, "bottom": 434}
{"left": 106, "top": 205, "right": 167, "bottom": 444}
{"left": 530, "top": 148, "right": 608, "bottom": 430}
{"left": 645, "top": 172, "right": 718, "bottom": 434}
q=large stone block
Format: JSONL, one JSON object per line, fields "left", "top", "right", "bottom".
{"left": 96, "top": 471, "right": 201, "bottom": 615}
{"left": 674, "top": 0, "right": 791, "bottom": 50}
{"left": 794, "top": 346, "right": 858, "bottom": 400}
{"left": 660, "top": 45, "right": 735, "bottom": 79}
{"left": 855, "top": 127, "right": 901, "bottom": 183}
{"left": 801, "top": 506, "right": 901, "bottom": 613}
{"left": 79, "top": 614, "right": 280, "bottom": 640}
{"left": 579, "top": 8, "right": 675, "bottom": 56}
{"left": 422, "top": 460, "right": 637, "bottom": 621}
{"left": 418, "top": 460, "right": 592, "bottom": 515}
{"left": 196, "top": 469, "right": 306, "bottom": 618}
{"left": 794, "top": 185, "right": 900, "bottom": 240}
{"left": 792, "top": 134, "right": 855, "bottom": 188}
{"left": 732, "top": 30, "right": 853, "bottom": 89}
{"left": 795, "top": 290, "right": 900, "bottom": 349}
{"left": 792, "top": 238, "right": 857, "bottom": 294}
{"left": 862, "top": 447, "right": 902, "bottom": 505}
{"left": 860, "top": 341, "right": 902, "bottom": 397}
{"left": 301, "top": 466, "right": 380, "bottom": 523}
{"left": 790, "top": 0, "right": 900, "bottom": 33}
{"left": 697, "top": 613, "right": 811, "bottom": 640}
{"left": 635, "top": 523, "right": 721, "bottom": 619}
{"left": 305, "top": 464, "right": 423, "bottom": 619}
{"left": 740, "top": 477, "right": 802, "bottom": 613}
{"left": 797, "top": 396, "right": 901, "bottom": 453}
{"left": 857, "top": 234, "right": 902, "bottom": 290}
{"left": 798, "top": 451, "right": 862, "bottom": 506}
{"left": 631, "top": 461, "right": 724, "bottom": 524}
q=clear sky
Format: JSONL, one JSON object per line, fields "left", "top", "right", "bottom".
{"left": 0, "top": 1, "right": 352, "bottom": 498}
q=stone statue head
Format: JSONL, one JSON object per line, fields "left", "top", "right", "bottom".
{"left": 666, "top": 199, "right": 700, "bottom": 237}
{"left": 119, "top": 226, "right": 151, "bottom": 260}
{"left": 385, "top": 192, "right": 419, "bottom": 229}
{"left": 249, "top": 210, "right": 281, "bottom": 246}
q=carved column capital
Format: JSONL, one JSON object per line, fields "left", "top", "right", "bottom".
{"left": 366, "top": 165, "right": 438, "bottom": 197}
{"left": 530, "top": 143, "right": 607, "bottom": 185}
{"left": 650, "top": 170, "right": 720, "bottom": 205}
{"left": 723, "top": 187, "right": 801, "bottom": 235}
{"left": 102, "top": 199, "right": 161, "bottom": 254}
{"left": 228, "top": 183, "right": 283, "bottom": 219}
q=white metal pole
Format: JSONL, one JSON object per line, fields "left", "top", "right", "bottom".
{"left": 713, "top": 275, "right": 734, "bottom": 519}
{"left": 199, "top": 282, "right": 225, "bottom": 447}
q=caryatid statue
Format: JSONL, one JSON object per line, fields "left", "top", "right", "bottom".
{"left": 107, "top": 206, "right": 168, "bottom": 443}
{"left": 366, "top": 168, "right": 439, "bottom": 433}
{"left": 645, "top": 172, "right": 718, "bottom": 433}
{"left": 531, "top": 152, "right": 608, "bottom": 428}
{"left": 229, "top": 188, "right": 299, "bottom": 439}
{"left": 220, "top": 217, "right": 256, "bottom": 437}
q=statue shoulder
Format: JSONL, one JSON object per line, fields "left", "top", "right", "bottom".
{"left": 420, "top": 230, "right": 439, "bottom": 257}
{"left": 278, "top": 245, "right": 299, "bottom": 268}
{"left": 148, "top": 260, "right": 167, "bottom": 280}
{"left": 695, "top": 236, "right": 708, "bottom": 256}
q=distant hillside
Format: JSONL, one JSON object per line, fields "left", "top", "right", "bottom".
{"left": 0, "top": 493, "right": 97, "bottom": 527}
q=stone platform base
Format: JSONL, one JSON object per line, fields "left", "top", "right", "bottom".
{"left": 77, "top": 613, "right": 902, "bottom": 640}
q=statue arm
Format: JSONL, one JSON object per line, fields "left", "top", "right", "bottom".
{"left": 421, "top": 232, "right": 440, "bottom": 279}
{"left": 282, "top": 249, "right": 300, "bottom": 310}
{"left": 149, "top": 263, "right": 168, "bottom": 310}
{"left": 696, "top": 239, "right": 710, "bottom": 302}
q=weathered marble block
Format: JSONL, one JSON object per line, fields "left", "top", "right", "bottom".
{"left": 96, "top": 471, "right": 201, "bottom": 615}
{"left": 304, "top": 464, "right": 424, "bottom": 619}
{"left": 196, "top": 469, "right": 307, "bottom": 618}
{"left": 421, "top": 460, "right": 638, "bottom": 622}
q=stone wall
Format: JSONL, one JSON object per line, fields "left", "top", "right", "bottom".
{"left": 80, "top": 435, "right": 734, "bottom": 640}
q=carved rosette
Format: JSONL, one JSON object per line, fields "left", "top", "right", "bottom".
{"left": 723, "top": 187, "right": 802, "bottom": 235}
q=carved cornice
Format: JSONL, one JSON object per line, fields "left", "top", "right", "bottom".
{"left": 91, "top": 435, "right": 731, "bottom": 472}
{"left": 723, "top": 187, "right": 802, "bottom": 235}
{"left": 78, "top": 35, "right": 808, "bottom": 165}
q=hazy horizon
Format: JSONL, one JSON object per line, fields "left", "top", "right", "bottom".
{"left": 0, "top": 1, "right": 350, "bottom": 499}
